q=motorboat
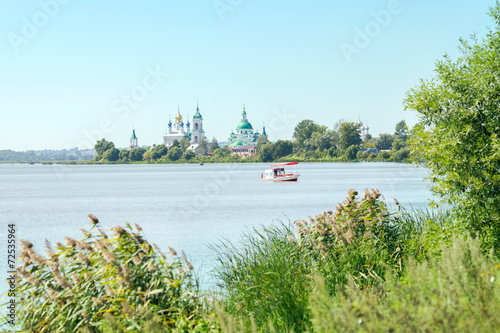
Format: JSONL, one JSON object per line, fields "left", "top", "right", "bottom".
{"left": 261, "top": 162, "right": 300, "bottom": 182}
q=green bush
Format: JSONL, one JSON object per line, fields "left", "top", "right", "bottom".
{"left": 391, "top": 147, "right": 409, "bottom": 162}
{"left": 295, "top": 189, "right": 401, "bottom": 294}
{"left": 8, "top": 216, "right": 215, "bottom": 332}
{"left": 345, "top": 145, "right": 359, "bottom": 160}
{"left": 356, "top": 150, "right": 368, "bottom": 160}
{"left": 309, "top": 236, "right": 500, "bottom": 332}
{"left": 376, "top": 150, "right": 390, "bottom": 161}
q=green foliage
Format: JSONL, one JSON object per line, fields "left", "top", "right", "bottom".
{"left": 374, "top": 133, "right": 395, "bottom": 151}
{"left": 171, "top": 140, "right": 180, "bottom": 148}
{"left": 8, "top": 217, "right": 211, "bottom": 332}
{"left": 94, "top": 139, "right": 116, "bottom": 161}
{"left": 377, "top": 150, "right": 391, "bottom": 160}
{"left": 257, "top": 143, "right": 274, "bottom": 162}
{"left": 212, "top": 224, "right": 312, "bottom": 332}
{"left": 338, "top": 122, "right": 362, "bottom": 150}
{"left": 183, "top": 150, "right": 195, "bottom": 161}
{"left": 180, "top": 138, "right": 190, "bottom": 152}
{"left": 344, "top": 145, "right": 359, "bottom": 160}
{"left": 295, "top": 189, "right": 402, "bottom": 294}
{"left": 356, "top": 150, "right": 368, "bottom": 160}
{"left": 362, "top": 133, "right": 372, "bottom": 144}
{"left": 293, "top": 119, "right": 327, "bottom": 148}
{"left": 328, "top": 146, "right": 340, "bottom": 158}
{"left": 394, "top": 119, "right": 409, "bottom": 141}
{"left": 102, "top": 147, "right": 119, "bottom": 162}
{"left": 150, "top": 145, "right": 168, "bottom": 160}
{"left": 273, "top": 140, "right": 293, "bottom": 158}
{"left": 405, "top": 4, "right": 500, "bottom": 250}
{"left": 199, "top": 138, "right": 208, "bottom": 152}
{"left": 166, "top": 147, "right": 183, "bottom": 161}
{"left": 391, "top": 147, "right": 409, "bottom": 162}
{"left": 209, "top": 137, "right": 219, "bottom": 152}
{"left": 308, "top": 236, "right": 500, "bottom": 332}
{"left": 119, "top": 149, "right": 130, "bottom": 161}
{"left": 363, "top": 141, "right": 376, "bottom": 149}
{"left": 129, "top": 148, "right": 146, "bottom": 162}
{"left": 304, "top": 130, "right": 338, "bottom": 151}
{"left": 391, "top": 138, "right": 405, "bottom": 151}
{"left": 212, "top": 147, "right": 231, "bottom": 161}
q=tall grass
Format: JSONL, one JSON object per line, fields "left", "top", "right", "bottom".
{"left": 211, "top": 224, "right": 312, "bottom": 332}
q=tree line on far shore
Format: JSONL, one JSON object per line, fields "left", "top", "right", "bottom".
{"left": 93, "top": 119, "right": 411, "bottom": 164}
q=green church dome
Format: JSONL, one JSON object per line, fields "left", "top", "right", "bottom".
{"left": 236, "top": 121, "right": 253, "bottom": 130}
{"left": 230, "top": 141, "right": 246, "bottom": 147}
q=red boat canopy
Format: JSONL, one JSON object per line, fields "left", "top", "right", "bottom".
{"left": 270, "top": 162, "right": 299, "bottom": 167}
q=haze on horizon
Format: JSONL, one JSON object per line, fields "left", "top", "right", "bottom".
{"left": 0, "top": 0, "right": 494, "bottom": 151}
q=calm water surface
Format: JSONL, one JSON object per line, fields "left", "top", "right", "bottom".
{"left": 0, "top": 162, "right": 431, "bottom": 287}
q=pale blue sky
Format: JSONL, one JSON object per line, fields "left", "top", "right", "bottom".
{"left": 0, "top": 0, "right": 495, "bottom": 150}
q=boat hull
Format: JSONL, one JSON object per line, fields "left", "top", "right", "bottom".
{"left": 262, "top": 175, "right": 299, "bottom": 182}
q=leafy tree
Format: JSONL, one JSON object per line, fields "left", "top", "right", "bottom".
{"left": 180, "top": 138, "right": 190, "bottom": 152}
{"left": 332, "top": 119, "right": 347, "bottom": 132}
{"left": 364, "top": 142, "right": 376, "bottom": 149}
{"left": 257, "top": 143, "right": 275, "bottom": 162}
{"left": 345, "top": 145, "right": 359, "bottom": 161}
{"left": 363, "top": 133, "right": 373, "bottom": 144}
{"left": 327, "top": 146, "right": 340, "bottom": 158}
{"left": 94, "top": 139, "right": 115, "bottom": 160}
{"left": 356, "top": 150, "right": 368, "bottom": 160}
{"left": 102, "top": 148, "right": 119, "bottom": 161}
{"left": 377, "top": 151, "right": 391, "bottom": 160}
{"left": 212, "top": 147, "right": 231, "bottom": 161}
{"left": 338, "top": 122, "right": 362, "bottom": 150}
{"left": 183, "top": 150, "right": 195, "bottom": 161}
{"left": 392, "top": 147, "right": 409, "bottom": 162}
{"left": 274, "top": 140, "right": 293, "bottom": 158}
{"left": 255, "top": 136, "right": 271, "bottom": 155}
{"left": 392, "top": 138, "right": 405, "bottom": 151}
{"left": 151, "top": 144, "right": 168, "bottom": 160}
{"left": 118, "top": 149, "right": 129, "bottom": 161}
{"left": 129, "top": 148, "right": 146, "bottom": 162}
{"left": 143, "top": 150, "right": 153, "bottom": 161}
{"left": 293, "top": 119, "right": 327, "bottom": 148}
{"left": 209, "top": 137, "right": 219, "bottom": 152}
{"left": 166, "top": 147, "right": 183, "bottom": 161}
{"left": 171, "top": 140, "right": 180, "bottom": 148}
{"left": 304, "top": 130, "right": 338, "bottom": 151}
{"left": 198, "top": 138, "right": 208, "bottom": 154}
{"left": 395, "top": 120, "right": 409, "bottom": 141}
{"left": 374, "top": 133, "right": 395, "bottom": 150}
{"left": 405, "top": 4, "right": 500, "bottom": 249}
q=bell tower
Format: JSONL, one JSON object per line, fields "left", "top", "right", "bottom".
{"left": 191, "top": 101, "right": 205, "bottom": 144}
{"left": 129, "top": 128, "right": 138, "bottom": 149}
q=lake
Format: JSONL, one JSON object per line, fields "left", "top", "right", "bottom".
{"left": 0, "top": 162, "right": 431, "bottom": 288}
